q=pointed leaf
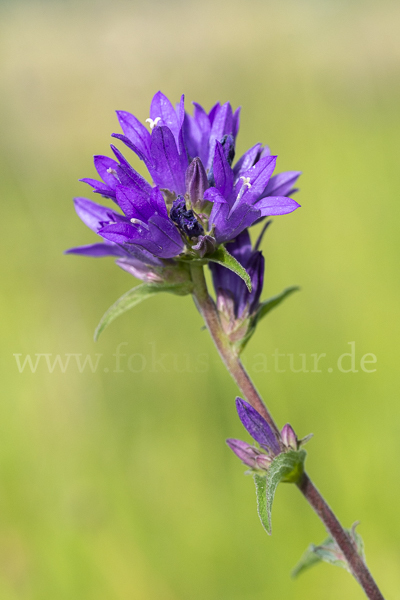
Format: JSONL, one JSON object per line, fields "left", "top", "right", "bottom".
{"left": 94, "top": 282, "right": 193, "bottom": 340}
{"left": 292, "top": 525, "right": 366, "bottom": 578}
{"left": 253, "top": 450, "right": 306, "bottom": 535}
{"left": 291, "top": 543, "right": 326, "bottom": 578}
{"left": 236, "top": 286, "right": 300, "bottom": 354}
{"left": 254, "top": 474, "right": 270, "bottom": 534}
{"left": 207, "top": 245, "right": 252, "bottom": 292}
{"left": 255, "top": 286, "right": 299, "bottom": 324}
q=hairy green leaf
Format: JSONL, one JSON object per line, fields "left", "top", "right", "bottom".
{"left": 292, "top": 524, "right": 366, "bottom": 578}
{"left": 254, "top": 474, "right": 269, "bottom": 533}
{"left": 207, "top": 245, "right": 252, "bottom": 292}
{"left": 254, "top": 450, "right": 306, "bottom": 535}
{"left": 94, "top": 281, "right": 193, "bottom": 340}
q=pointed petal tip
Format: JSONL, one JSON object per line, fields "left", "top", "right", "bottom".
{"left": 235, "top": 396, "right": 247, "bottom": 411}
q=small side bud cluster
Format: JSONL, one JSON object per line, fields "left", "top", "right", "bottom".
{"left": 226, "top": 398, "right": 281, "bottom": 473}
{"left": 210, "top": 228, "right": 265, "bottom": 346}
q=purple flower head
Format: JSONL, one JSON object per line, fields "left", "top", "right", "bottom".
{"left": 235, "top": 397, "right": 281, "bottom": 456}
{"left": 67, "top": 91, "right": 301, "bottom": 275}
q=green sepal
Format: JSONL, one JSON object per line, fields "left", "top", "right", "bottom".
{"left": 237, "top": 286, "right": 299, "bottom": 353}
{"left": 207, "top": 245, "right": 252, "bottom": 292}
{"left": 254, "top": 450, "right": 306, "bottom": 535}
{"left": 292, "top": 524, "right": 366, "bottom": 578}
{"left": 94, "top": 281, "right": 193, "bottom": 341}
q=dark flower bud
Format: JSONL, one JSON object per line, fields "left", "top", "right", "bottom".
{"left": 185, "top": 157, "right": 209, "bottom": 212}
{"left": 170, "top": 195, "right": 204, "bottom": 239}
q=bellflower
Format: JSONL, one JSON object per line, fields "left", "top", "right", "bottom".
{"left": 67, "top": 91, "right": 301, "bottom": 282}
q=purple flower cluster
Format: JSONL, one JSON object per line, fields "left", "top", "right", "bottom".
{"left": 67, "top": 92, "right": 300, "bottom": 272}
{"left": 227, "top": 398, "right": 309, "bottom": 472}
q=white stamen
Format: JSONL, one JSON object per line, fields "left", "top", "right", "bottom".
{"left": 239, "top": 176, "right": 252, "bottom": 189}
{"left": 229, "top": 176, "right": 252, "bottom": 215}
{"left": 145, "top": 117, "right": 161, "bottom": 130}
{"left": 130, "top": 217, "right": 149, "bottom": 231}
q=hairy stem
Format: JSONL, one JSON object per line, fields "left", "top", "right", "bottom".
{"left": 190, "top": 263, "right": 384, "bottom": 600}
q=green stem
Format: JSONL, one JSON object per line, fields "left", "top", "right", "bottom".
{"left": 190, "top": 263, "right": 384, "bottom": 600}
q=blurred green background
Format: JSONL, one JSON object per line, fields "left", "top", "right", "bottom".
{"left": 1, "top": 0, "right": 400, "bottom": 598}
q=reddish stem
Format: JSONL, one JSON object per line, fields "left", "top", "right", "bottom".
{"left": 190, "top": 264, "right": 384, "bottom": 600}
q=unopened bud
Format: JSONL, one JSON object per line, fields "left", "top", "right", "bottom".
{"left": 185, "top": 157, "right": 209, "bottom": 211}
{"left": 281, "top": 423, "right": 298, "bottom": 450}
{"left": 226, "top": 438, "right": 259, "bottom": 469}
{"left": 255, "top": 454, "right": 272, "bottom": 471}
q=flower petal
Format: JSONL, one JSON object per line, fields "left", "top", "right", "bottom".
{"left": 207, "top": 102, "right": 233, "bottom": 170}
{"left": 150, "top": 91, "right": 180, "bottom": 142}
{"left": 213, "top": 140, "right": 234, "bottom": 198}
{"left": 204, "top": 187, "right": 227, "bottom": 205}
{"left": 255, "top": 196, "right": 300, "bottom": 216}
{"left": 232, "top": 106, "right": 241, "bottom": 138}
{"left": 94, "top": 155, "right": 121, "bottom": 188}
{"left": 261, "top": 171, "right": 302, "bottom": 198}
{"left": 79, "top": 178, "right": 116, "bottom": 199}
{"left": 149, "top": 126, "right": 187, "bottom": 193}
{"left": 116, "top": 110, "right": 151, "bottom": 158}
{"left": 212, "top": 202, "right": 261, "bottom": 244}
{"left": 73, "top": 197, "right": 121, "bottom": 233}
{"left": 110, "top": 145, "right": 153, "bottom": 196}
{"left": 147, "top": 214, "right": 184, "bottom": 258}
{"left": 235, "top": 397, "right": 280, "bottom": 454}
{"left": 236, "top": 155, "right": 277, "bottom": 206}
{"left": 226, "top": 438, "right": 258, "bottom": 468}
{"left": 233, "top": 143, "right": 263, "bottom": 178}
{"left": 98, "top": 222, "right": 138, "bottom": 244}
{"left": 65, "top": 243, "right": 127, "bottom": 257}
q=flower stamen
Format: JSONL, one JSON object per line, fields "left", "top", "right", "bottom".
{"left": 145, "top": 117, "right": 161, "bottom": 130}
{"left": 130, "top": 218, "right": 150, "bottom": 231}
{"left": 229, "top": 176, "right": 252, "bottom": 215}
